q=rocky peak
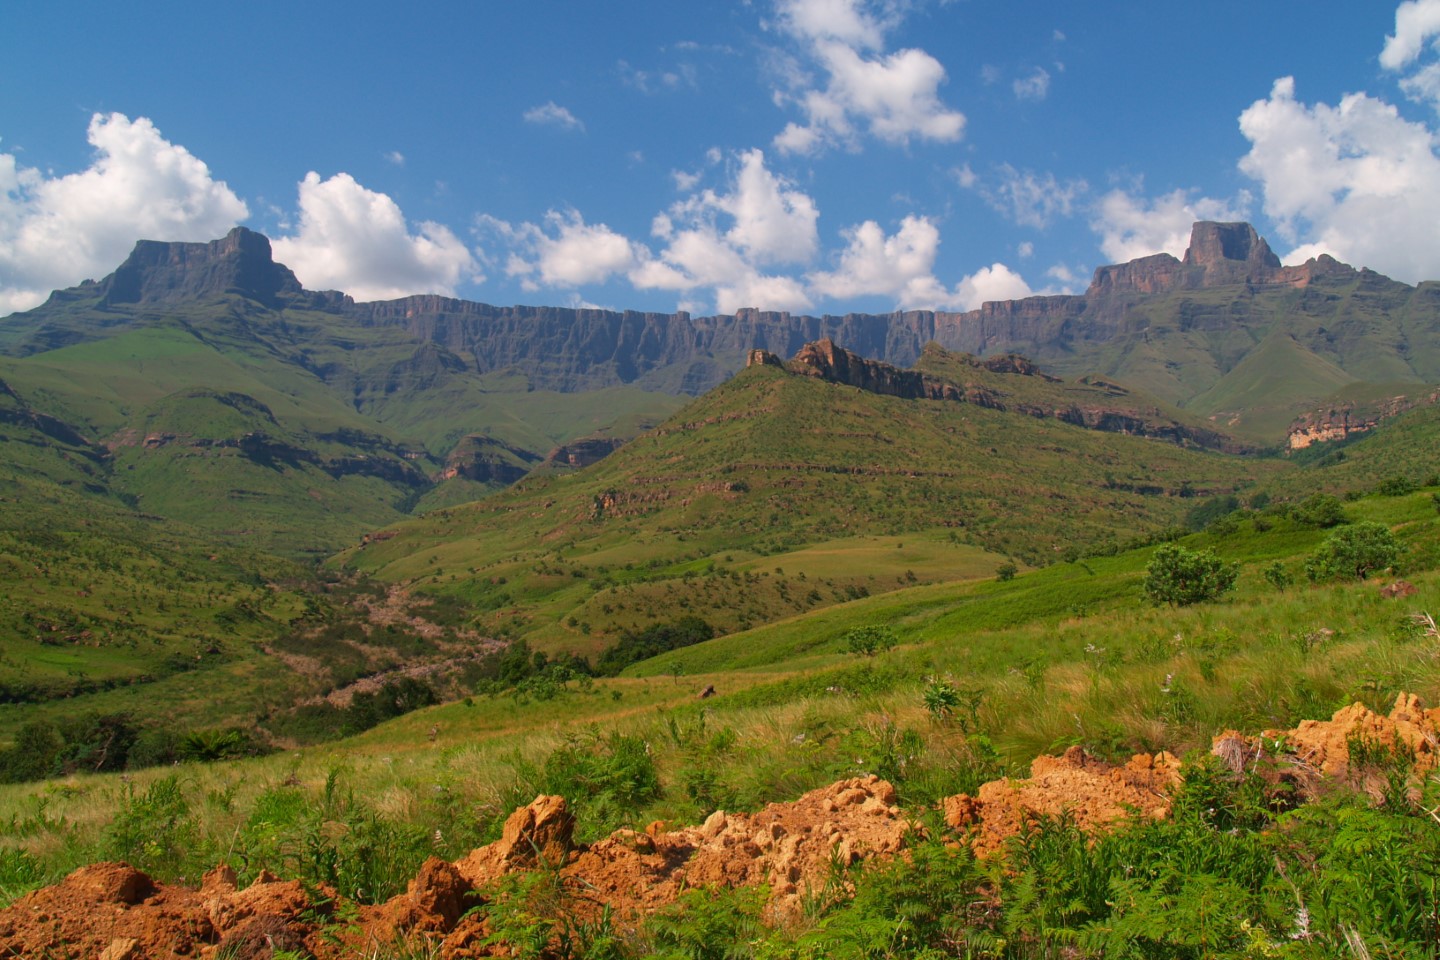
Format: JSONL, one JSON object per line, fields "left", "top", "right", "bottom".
{"left": 1086, "top": 222, "right": 1311, "bottom": 297}
{"left": 1182, "top": 221, "right": 1282, "bottom": 285}
{"left": 788, "top": 338, "right": 928, "bottom": 398}
{"left": 98, "top": 227, "right": 309, "bottom": 308}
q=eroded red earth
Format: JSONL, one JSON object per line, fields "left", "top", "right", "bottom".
{"left": 2, "top": 693, "right": 1435, "bottom": 959}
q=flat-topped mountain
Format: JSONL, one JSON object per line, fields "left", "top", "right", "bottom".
{"left": 13, "top": 220, "right": 1437, "bottom": 446}
{"left": 2, "top": 219, "right": 1438, "bottom": 558}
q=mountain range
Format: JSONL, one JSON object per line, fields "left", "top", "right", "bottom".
{"left": 3, "top": 217, "right": 1440, "bottom": 735}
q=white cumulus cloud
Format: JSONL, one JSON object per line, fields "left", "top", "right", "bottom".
{"left": 1237, "top": 75, "right": 1440, "bottom": 281}
{"left": 0, "top": 113, "right": 249, "bottom": 315}
{"left": 481, "top": 209, "right": 645, "bottom": 289}
{"left": 770, "top": 0, "right": 965, "bottom": 154}
{"left": 523, "top": 102, "right": 585, "bottom": 132}
{"left": 481, "top": 146, "right": 1031, "bottom": 315}
{"left": 637, "top": 148, "right": 819, "bottom": 312}
{"left": 486, "top": 149, "right": 819, "bottom": 314}
{"left": 807, "top": 215, "right": 1031, "bottom": 311}
{"left": 1090, "top": 186, "right": 1247, "bottom": 264}
{"left": 982, "top": 165, "right": 1088, "bottom": 229}
{"left": 271, "top": 172, "right": 477, "bottom": 301}
{"left": 1382, "top": 0, "right": 1440, "bottom": 69}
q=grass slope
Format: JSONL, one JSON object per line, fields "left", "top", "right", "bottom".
{"left": 340, "top": 362, "right": 1281, "bottom": 654}
{"left": 1044, "top": 272, "right": 1440, "bottom": 442}
{"left": 0, "top": 483, "right": 1434, "bottom": 959}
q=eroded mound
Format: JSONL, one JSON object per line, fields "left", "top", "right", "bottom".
{"left": 1212, "top": 692, "right": 1440, "bottom": 803}
{"left": 3, "top": 694, "right": 1437, "bottom": 958}
{"left": 942, "top": 746, "right": 1181, "bottom": 857}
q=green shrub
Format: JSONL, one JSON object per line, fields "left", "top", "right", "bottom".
{"left": 1292, "top": 493, "right": 1348, "bottom": 528}
{"left": 1376, "top": 474, "right": 1417, "bottom": 496}
{"left": 996, "top": 562, "right": 1018, "bottom": 582}
{"left": 595, "top": 616, "right": 714, "bottom": 676}
{"left": 1184, "top": 495, "right": 1240, "bottom": 532}
{"left": 842, "top": 625, "right": 899, "bottom": 657}
{"left": 642, "top": 886, "right": 766, "bottom": 960}
{"left": 1142, "top": 544, "right": 1238, "bottom": 607}
{"left": 1304, "top": 522, "right": 1401, "bottom": 582}
{"left": 104, "top": 775, "right": 199, "bottom": 880}
{"left": 179, "top": 727, "right": 256, "bottom": 762}
{"left": 0, "top": 848, "right": 44, "bottom": 908}
{"left": 512, "top": 728, "right": 663, "bottom": 839}
{"left": 1262, "top": 561, "right": 1293, "bottom": 592}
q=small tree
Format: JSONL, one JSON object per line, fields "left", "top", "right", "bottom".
{"left": 1292, "top": 493, "right": 1347, "bottom": 528}
{"left": 1304, "top": 522, "right": 1400, "bottom": 582}
{"left": 996, "top": 562, "right": 1018, "bottom": 582}
{"left": 843, "top": 625, "right": 898, "bottom": 657}
{"left": 1143, "top": 543, "right": 1238, "bottom": 607}
{"left": 1262, "top": 561, "right": 1293, "bottom": 592}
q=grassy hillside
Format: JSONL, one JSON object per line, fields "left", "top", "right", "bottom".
{"left": 339, "top": 362, "right": 1278, "bottom": 654}
{"left": 1044, "top": 273, "right": 1440, "bottom": 442}
{"left": 0, "top": 482, "right": 1434, "bottom": 957}
{"left": 0, "top": 293, "right": 682, "bottom": 558}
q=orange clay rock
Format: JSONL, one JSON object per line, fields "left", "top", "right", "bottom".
{"left": 531, "top": 775, "right": 913, "bottom": 922}
{"left": 0, "top": 862, "right": 326, "bottom": 960}
{"left": 943, "top": 746, "right": 1181, "bottom": 857}
{"left": 1258, "top": 692, "right": 1440, "bottom": 779}
{"left": 453, "top": 793, "right": 575, "bottom": 889}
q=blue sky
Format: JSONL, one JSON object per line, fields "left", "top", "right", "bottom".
{"left": 4, "top": 0, "right": 1440, "bottom": 317}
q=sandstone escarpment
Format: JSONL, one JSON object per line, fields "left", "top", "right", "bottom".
{"left": 757, "top": 338, "right": 1249, "bottom": 452}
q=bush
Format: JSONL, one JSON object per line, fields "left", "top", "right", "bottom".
{"left": 1262, "top": 561, "right": 1293, "bottom": 592}
{"left": 1305, "top": 522, "right": 1401, "bottom": 582}
{"left": 594, "top": 616, "right": 714, "bottom": 676}
{"left": 843, "top": 625, "right": 899, "bottom": 657}
{"left": 1184, "top": 495, "right": 1240, "bottom": 532}
{"left": 1142, "top": 544, "right": 1238, "bottom": 607}
{"left": 1376, "top": 474, "right": 1417, "bottom": 497}
{"left": 1292, "top": 493, "right": 1348, "bottom": 528}
{"left": 996, "top": 562, "right": 1018, "bottom": 582}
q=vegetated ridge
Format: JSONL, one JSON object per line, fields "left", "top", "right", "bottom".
{"left": 338, "top": 347, "right": 1279, "bottom": 655}
{"left": 1, "top": 691, "right": 1434, "bottom": 958}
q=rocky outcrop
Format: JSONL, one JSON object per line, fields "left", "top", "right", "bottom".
{"left": 1287, "top": 391, "right": 1440, "bottom": 449}
{"left": 774, "top": 339, "right": 1249, "bottom": 452}
{"left": 0, "top": 377, "right": 103, "bottom": 452}
{"left": 96, "top": 228, "right": 341, "bottom": 310}
{"left": 787, "top": 338, "right": 932, "bottom": 397}
{"left": 438, "top": 435, "right": 540, "bottom": 484}
{"left": 541, "top": 435, "right": 626, "bottom": 470}
{"left": 944, "top": 747, "right": 1181, "bottom": 857}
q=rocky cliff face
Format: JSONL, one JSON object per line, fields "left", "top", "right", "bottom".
{"left": 94, "top": 228, "right": 341, "bottom": 309}
{"left": 62, "top": 220, "right": 1372, "bottom": 396}
{"left": 438, "top": 435, "right": 540, "bottom": 484}
{"left": 343, "top": 298, "right": 942, "bottom": 393}
{"left": 1287, "top": 391, "right": 1440, "bottom": 449}
{"left": 25, "top": 221, "right": 1408, "bottom": 416}
{"left": 753, "top": 340, "right": 1248, "bottom": 452}
{"left": 541, "top": 436, "right": 627, "bottom": 470}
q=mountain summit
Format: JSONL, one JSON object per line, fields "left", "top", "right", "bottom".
{"left": 94, "top": 227, "right": 305, "bottom": 308}
{"left": 8, "top": 220, "right": 1439, "bottom": 444}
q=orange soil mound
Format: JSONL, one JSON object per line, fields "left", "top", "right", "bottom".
{"left": 1275, "top": 692, "right": 1440, "bottom": 778}
{"left": 556, "top": 774, "right": 911, "bottom": 921}
{"left": 4, "top": 693, "right": 1436, "bottom": 958}
{"left": 1212, "top": 692, "right": 1440, "bottom": 802}
{"left": 942, "top": 745, "right": 1181, "bottom": 857}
